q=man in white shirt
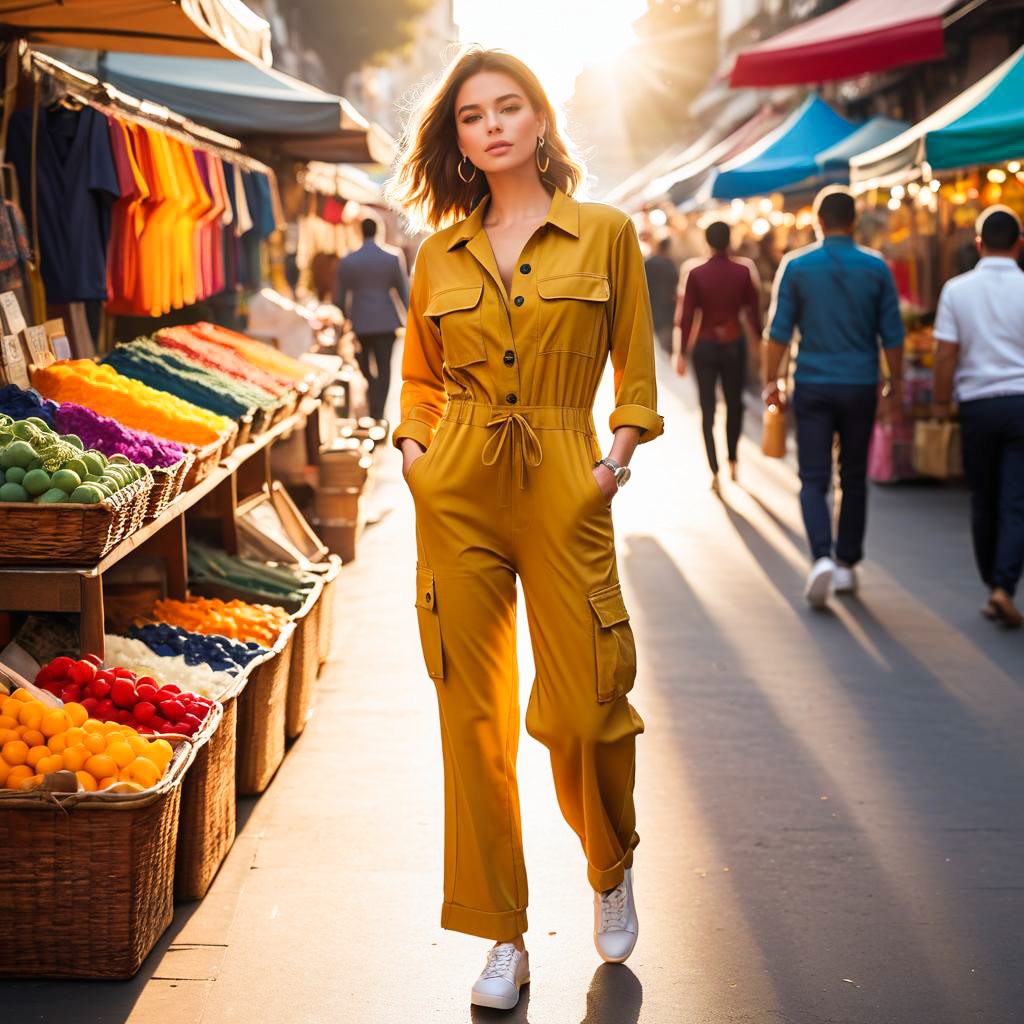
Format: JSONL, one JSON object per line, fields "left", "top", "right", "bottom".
{"left": 933, "top": 206, "right": 1024, "bottom": 628}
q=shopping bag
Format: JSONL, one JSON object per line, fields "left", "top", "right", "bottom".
{"left": 762, "top": 402, "right": 787, "bottom": 458}
{"left": 913, "top": 420, "right": 963, "bottom": 479}
{"left": 868, "top": 421, "right": 916, "bottom": 482}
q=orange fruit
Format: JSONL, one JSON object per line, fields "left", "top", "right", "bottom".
{"left": 0, "top": 760, "right": 9, "bottom": 786}
{"left": 83, "top": 733, "right": 106, "bottom": 755}
{"left": 127, "top": 735, "right": 148, "bottom": 756}
{"left": 18, "top": 703, "right": 43, "bottom": 730}
{"left": 13, "top": 688, "right": 34, "bottom": 702}
{"left": 105, "top": 741, "right": 134, "bottom": 769}
{"left": 0, "top": 714, "right": 17, "bottom": 730}
{"left": 98, "top": 776, "right": 118, "bottom": 790}
{"left": 144, "top": 739, "right": 174, "bottom": 770}
{"left": 1, "top": 697, "right": 20, "bottom": 719}
{"left": 41, "top": 709, "right": 69, "bottom": 737}
{"left": 65, "top": 727, "right": 85, "bottom": 747}
{"left": 81, "top": 718, "right": 105, "bottom": 734}
{"left": 63, "top": 702, "right": 88, "bottom": 727}
{"left": 47, "top": 733, "right": 68, "bottom": 755}
{"left": 103, "top": 730, "right": 126, "bottom": 747}
{"left": 84, "top": 754, "right": 116, "bottom": 781}
{"left": 124, "top": 757, "right": 159, "bottom": 789}
{"left": 21, "top": 728, "right": 45, "bottom": 749}
{"left": 2, "top": 739, "right": 28, "bottom": 766}
{"left": 19, "top": 773, "right": 44, "bottom": 791}
{"left": 0, "top": 728, "right": 18, "bottom": 746}
{"left": 26, "top": 745, "right": 50, "bottom": 769}
{"left": 75, "top": 770, "right": 97, "bottom": 792}
{"left": 61, "top": 745, "right": 89, "bottom": 772}
{"left": 36, "top": 754, "right": 63, "bottom": 775}
{"left": 6, "top": 764, "right": 33, "bottom": 789}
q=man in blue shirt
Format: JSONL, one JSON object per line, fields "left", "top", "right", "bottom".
{"left": 763, "top": 187, "right": 904, "bottom": 608}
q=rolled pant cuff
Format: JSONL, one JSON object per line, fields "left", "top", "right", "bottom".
{"left": 588, "top": 846, "right": 635, "bottom": 893}
{"left": 441, "top": 901, "right": 529, "bottom": 942}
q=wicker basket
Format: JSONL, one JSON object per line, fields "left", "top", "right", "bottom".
{"left": 174, "top": 698, "right": 237, "bottom": 902}
{"left": 0, "top": 737, "right": 195, "bottom": 979}
{"left": 235, "top": 413, "right": 253, "bottom": 449}
{"left": 271, "top": 392, "right": 299, "bottom": 426}
{"left": 309, "top": 555, "right": 342, "bottom": 669}
{"left": 0, "top": 473, "right": 152, "bottom": 564}
{"left": 235, "top": 621, "right": 295, "bottom": 795}
{"left": 183, "top": 423, "right": 236, "bottom": 490}
{"left": 285, "top": 576, "right": 325, "bottom": 738}
{"left": 144, "top": 453, "right": 195, "bottom": 521}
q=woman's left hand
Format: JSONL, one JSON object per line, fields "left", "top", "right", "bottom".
{"left": 592, "top": 463, "right": 618, "bottom": 503}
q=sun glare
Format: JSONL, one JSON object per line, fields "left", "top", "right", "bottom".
{"left": 453, "top": 0, "right": 646, "bottom": 107}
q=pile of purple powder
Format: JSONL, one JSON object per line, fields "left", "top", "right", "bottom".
{"left": 53, "top": 403, "right": 187, "bottom": 469}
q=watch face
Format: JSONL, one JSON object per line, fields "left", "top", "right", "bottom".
{"left": 617, "top": 467, "right": 631, "bottom": 486}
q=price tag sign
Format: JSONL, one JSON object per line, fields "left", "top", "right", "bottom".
{"left": 1, "top": 334, "right": 30, "bottom": 389}
{"left": 21, "top": 324, "right": 53, "bottom": 367}
{"left": 45, "top": 318, "right": 71, "bottom": 362}
{"left": 0, "top": 291, "right": 27, "bottom": 335}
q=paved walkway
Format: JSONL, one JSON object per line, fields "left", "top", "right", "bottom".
{"left": 6, "top": 351, "right": 1023, "bottom": 1023}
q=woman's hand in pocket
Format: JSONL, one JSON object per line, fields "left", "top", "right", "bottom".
{"left": 400, "top": 438, "right": 427, "bottom": 481}
{"left": 592, "top": 462, "right": 618, "bottom": 503}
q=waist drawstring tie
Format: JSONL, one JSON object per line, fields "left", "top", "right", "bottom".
{"left": 481, "top": 411, "right": 543, "bottom": 489}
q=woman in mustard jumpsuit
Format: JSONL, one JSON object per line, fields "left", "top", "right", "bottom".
{"left": 386, "top": 46, "right": 663, "bottom": 1010}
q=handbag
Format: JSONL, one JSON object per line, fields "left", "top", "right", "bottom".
{"left": 913, "top": 420, "right": 963, "bottom": 479}
{"left": 761, "top": 343, "right": 791, "bottom": 458}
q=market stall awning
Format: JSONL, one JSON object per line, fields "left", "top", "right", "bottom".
{"left": 729, "top": 0, "right": 967, "bottom": 88}
{"left": 851, "top": 45, "right": 1024, "bottom": 181}
{"left": 100, "top": 54, "right": 395, "bottom": 165}
{"left": 711, "top": 96, "right": 858, "bottom": 200}
{"left": 815, "top": 117, "right": 909, "bottom": 176}
{"left": 0, "top": 0, "right": 271, "bottom": 65}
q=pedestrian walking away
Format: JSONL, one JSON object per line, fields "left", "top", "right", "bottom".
{"left": 644, "top": 235, "right": 679, "bottom": 355}
{"left": 763, "top": 186, "right": 904, "bottom": 609}
{"left": 385, "top": 44, "right": 662, "bottom": 1012}
{"left": 674, "top": 220, "right": 762, "bottom": 492}
{"left": 932, "top": 205, "right": 1024, "bottom": 629}
{"left": 334, "top": 216, "right": 410, "bottom": 421}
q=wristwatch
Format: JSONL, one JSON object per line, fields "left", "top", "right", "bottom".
{"left": 595, "top": 457, "right": 631, "bottom": 488}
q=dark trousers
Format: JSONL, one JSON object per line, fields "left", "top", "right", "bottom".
{"left": 792, "top": 383, "right": 877, "bottom": 565}
{"left": 354, "top": 331, "right": 396, "bottom": 421}
{"left": 691, "top": 338, "right": 746, "bottom": 474}
{"left": 959, "top": 394, "right": 1024, "bottom": 596}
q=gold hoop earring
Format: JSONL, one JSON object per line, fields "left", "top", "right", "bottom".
{"left": 536, "top": 136, "right": 550, "bottom": 174}
{"left": 457, "top": 154, "right": 476, "bottom": 183}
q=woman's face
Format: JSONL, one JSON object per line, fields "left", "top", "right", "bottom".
{"left": 453, "top": 70, "right": 546, "bottom": 177}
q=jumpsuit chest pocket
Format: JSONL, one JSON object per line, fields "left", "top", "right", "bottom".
{"left": 415, "top": 567, "right": 445, "bottom": 680}
{"left": 537, "top": 273, "right": 610, "bottom": 356}
{"left": 587, "top": 582, "right": 636, "bottom": 703}
{"left": 425, "top": 284, "right": 485, "bottom": 369}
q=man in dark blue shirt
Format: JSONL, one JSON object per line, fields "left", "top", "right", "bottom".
{"left": 764, "top": 187, "right": 904, "bottom": 608}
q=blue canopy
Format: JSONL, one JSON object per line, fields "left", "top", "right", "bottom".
{"left": 712, "top": 96, "right": 859, "bottom": 200}
{"left": 815, "top": 117, "right": 909, "bottom": 176}
{"left": 100, "top": 54, "right": 394, "bottom": 164}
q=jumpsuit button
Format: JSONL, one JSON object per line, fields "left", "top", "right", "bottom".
{"left": 503, "top": 350, "right": 515, "bottom": 366}
{"left": 519, "top": 263, "right": 531, "bottom": 274}
{"left": 513, "top": 295, "right": 525, "bottom": 307}
{"left": 505, "top": 392, "right": 518, "bottom": 404}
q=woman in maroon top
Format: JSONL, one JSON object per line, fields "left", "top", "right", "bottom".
{"left": 675, "top": 221, "right": 762, "bottom": 491}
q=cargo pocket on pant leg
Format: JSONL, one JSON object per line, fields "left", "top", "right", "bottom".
{"left": 415, "top": 567, "right": 444, "bottom": 680}
{"left": 588, "top": 582, "right": 636, "bottom": 703}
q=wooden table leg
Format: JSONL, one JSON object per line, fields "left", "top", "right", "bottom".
{"left": 79, "top": 575, "right": 105, "bottom": 659}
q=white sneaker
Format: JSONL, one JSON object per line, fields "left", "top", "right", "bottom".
{"left": 470, "top": 943, "right": 530, "bottom": 1010}
{"left": 833, "top": 565, "right": 857, "bottom": 594}
{"left": 594, "top": 867, "right": 638, "bottom": 964}
{"left": 804, "top": 557, "right": 835, "bottom": 609}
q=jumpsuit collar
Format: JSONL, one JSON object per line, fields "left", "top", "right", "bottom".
{"left": 444, "top": 186, "right": 581, "bottom": 252}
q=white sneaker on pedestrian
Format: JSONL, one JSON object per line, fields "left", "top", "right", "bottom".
{"left": 594, "top": 867, "right": 638, "bottom": 964}
{"left": 470, "top": 943, "right": 530, "bottom": 1010}
{"left": 833, "top": 565, "right": 858, "bottom": 594}
{"left": 804, "top": 557, "right": 836, "bottom": 609}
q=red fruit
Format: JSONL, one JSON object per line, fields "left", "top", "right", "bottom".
{"left": 160, "top": 683, "right": 181, "bottom": 695}
{"left": 137, "top": 676, "right": 157, "bottom": 690}
{"left": 82, "top": 653, "right": 103, "bottom": 667}
{"left": 159, "top": 699, "right": 185, "bottom": 722}
{"left": 137, "top": 725, "right": 154, "bottom": 735}
{"left": 69, "top": 661, "right": 94, "bottom": 686}
{"left": 155, "top": 720, "right": 179, "bottom": 735}
{"left": 95, "top": 698, "right": 116, "bottom": 720}
{"left": 111, "top": 679, "right": 137, "bottom": 709}
{"left": 34, "top": 665, "right": 55, "bottom": 685}
{"left": 113, "top": 667, "right": 135, "bottom": 679}
{"left": 50, "top": 656, "right": 74, "bottom": 676}
{"left": 81, "top": 696, "right": 99, "bottom": 713}
{"left": 89, "top": 678, "right": 111, "bottom": 701}
{"left": 94, "top": 669, "right": 115, "bottom": 684}
{"left": 61, "top": 684, "right": 82, "bottom": 703}
{"left": 136, "top": 682, "right": 158, "bottom": 702}
{"left": 113, "top": 709, "right": 134, "bottom": 725}
{"left": 176, "top": 720, "right": 198, "bottom": 736}
{"left": 134, "top": 701, "right": 156, "bottom": 724}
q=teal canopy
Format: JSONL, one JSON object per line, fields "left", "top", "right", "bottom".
{"left": 711, "top": 96, "right": 859, "bottom": 200}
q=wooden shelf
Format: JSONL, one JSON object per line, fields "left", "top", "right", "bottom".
{"left": 0, "top": 397, "right": 321, "bottom": 656}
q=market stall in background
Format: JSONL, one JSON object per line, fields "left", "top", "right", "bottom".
{"left": 0, "top": 8, "right": 401, "bottom": 980}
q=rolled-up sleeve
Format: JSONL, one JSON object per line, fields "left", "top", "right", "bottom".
{"left": 392, "top": 247, "right": 447, "bottom": 451}
{"left": 607, "top": 218, "right": 664, "bottom": 442}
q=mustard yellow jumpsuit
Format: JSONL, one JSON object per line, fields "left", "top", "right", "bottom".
{"left": 393, "top": 187, "right": 664, "bottom": 942}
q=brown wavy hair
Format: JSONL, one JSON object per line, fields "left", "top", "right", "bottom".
{"left": 385, "top": 45, "right": 586, "bottom": 234}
